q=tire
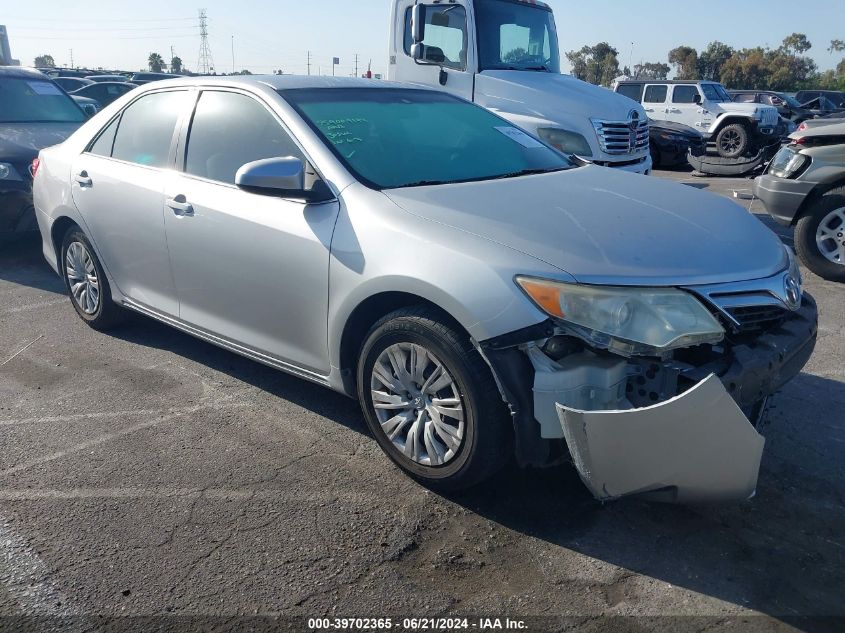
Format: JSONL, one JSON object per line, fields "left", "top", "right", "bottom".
{"left": 61, "top": 228, "right": 124, "bottom": 330}
{"left": 356, "top": 306, "right": 512, "bottom": 491}
{"left": 715, "top": 123, "right": 749, "bottom": 159}
{"left": 649, "top": 144, "right": 661, "bottom": 169}
{"left": 794, "top": 189, "right": 845, "bottom": 283}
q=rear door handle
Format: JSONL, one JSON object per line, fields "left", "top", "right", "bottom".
{"left": 166, "top": 196, "right": 194, "bottom": 217}
{"left": 75, "top": 171, "right": 93, "bottom": 187}
{"left": 644, "top": 107, "right": 655, "bottom": 113}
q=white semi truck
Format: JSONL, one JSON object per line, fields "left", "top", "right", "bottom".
{"left": 388, "top": 0, "right": 652, "bottom": 174}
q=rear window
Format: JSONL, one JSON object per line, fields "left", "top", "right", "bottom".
{"left": 0, "top": 77, "right": 86, "bottom": 123}
{"left": 111, "top": 91, "right": 190, "bottom": 168}
{"left": 643, "top": 85, "right": 667, "bottom": 103}
{"left": 616, "top": 83, "right": 644, "bottom": 102}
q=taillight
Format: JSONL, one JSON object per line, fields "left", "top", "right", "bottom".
{"left": 797, "top": 122, "right": 807, "bottom": 131}
{"left": 794, "top": 137, "right": 808, "bottom": 145}
{"left": 31, "top": 157, "right": 41, "bottom": 178}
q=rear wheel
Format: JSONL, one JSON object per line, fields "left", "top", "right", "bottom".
{"left": 795, "top": 189, "right": 845, "bottom": 282}
{"left": 715, "top": 123, "right": 749, "bottom": 158}
{"left": 356, "top": 306, "right": 511, "bottom": 491}
{"left": 61, "top": 228, "right": 124, "bottom": 330}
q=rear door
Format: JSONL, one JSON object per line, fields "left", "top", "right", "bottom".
{"left": 162, "top": 89, "right": 339, "bottom": 375}
{"left": 70, "top": 89, "right": 192, "bottom": 316}
{"left": 642, "top": 84, "right": 668, "bottom": 120}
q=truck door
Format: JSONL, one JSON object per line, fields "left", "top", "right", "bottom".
{"left": 389, "top": 0, "right": 475, "bottom": 101}
{"left": 642, "top": 84, "right": 668, "bottom": 121}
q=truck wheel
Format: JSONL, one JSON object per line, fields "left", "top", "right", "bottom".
{"left": 356, "top": 306, "right": 512, "bottom": 491}
{"left": 715, "top": 123, "right": 749, "bottom": 159}
{"left": 794, "top": 189, "right": 845, "bottom": 283}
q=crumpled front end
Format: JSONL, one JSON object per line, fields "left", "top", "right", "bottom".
{"left": 481, "top": 287, "right": 818, "bottom": 504}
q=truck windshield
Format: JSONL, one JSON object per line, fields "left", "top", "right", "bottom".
{"left": 701, "top": 83, "right": 732, "bottom": 103}
{"left": 284, "top": 88, "right": 572, "bottom": 190}
{"left": 474, "top": 0, "right": 560, "bottom": 73}
{"left": 0, "top": 78, "right": 86, "bottom": 123}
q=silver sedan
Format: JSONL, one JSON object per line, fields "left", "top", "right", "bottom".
{"left": 32, "top": 76, "right": 817, "bottom": 502}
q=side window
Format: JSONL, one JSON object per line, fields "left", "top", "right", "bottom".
{"left": 672, "top": 85, "right": 700, "bottom": 104}
{"left": 643, "top": 85, "right": 668, "bottom": 103}
{"left": 733, "top": 93, "right": 756, "bottom": 103}
{"left": 88, "top": 117, "right": 119, "bottom": 157}
{"left": 616, "top": 83, "right": 644, "bottom": 102}
{"left": 185, "top": 90, "right": 304, "bottom": 185}
{"left": 111, "top": 91, "right": 189, "bottom": 168}
{"left": 403, "top": 5, "right": 467, "bottom": 70}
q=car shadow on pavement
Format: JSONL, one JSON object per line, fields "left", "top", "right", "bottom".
{"left": 0, "top": 234, "right": 65, "bottom": 295}
{"left": 447, "top": 371, "right": 845, "bottom": 631}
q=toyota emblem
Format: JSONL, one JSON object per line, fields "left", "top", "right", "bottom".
{"left": 784, "top": 275, "right": 801, "bottom": 309}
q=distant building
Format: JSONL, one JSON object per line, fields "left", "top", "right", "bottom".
{"left": 0, "top": 26, "right": 19, "bottom": 66}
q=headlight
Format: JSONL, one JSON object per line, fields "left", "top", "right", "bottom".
{"left": 537, "top": 128, "right": 593, "bottom": 157}
{"left": 768, "top": 147, "right": 810, "bottom": 179}
{"left": 0, "top": 162, "right": 23, "bottom": 181}
{"left": 656, "top": 132, "right": 688, "bottom": 143}
{"left": 516, "top": 277, "right": 725, "bottom": 357}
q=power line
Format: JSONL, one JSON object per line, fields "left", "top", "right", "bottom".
{"left": 197, "top": 9, "right": 215, "bottom": 74}
{"left": 13, "top": 34, "right": 199, "bottom": 41}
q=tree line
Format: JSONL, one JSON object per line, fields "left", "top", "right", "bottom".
{"left": 566, "top": 33, "right": 845, "bottom": 91}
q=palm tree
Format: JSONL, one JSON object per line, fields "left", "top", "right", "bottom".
{"left": 148, "top": 53, "right": 165, "bottom": 73}
{"left": 170, "top": 56, "right": 183, "bottom": 74}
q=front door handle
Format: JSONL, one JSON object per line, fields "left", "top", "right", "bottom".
{"left": 75, "top": 171, "right": 93, "bottom": 187}
{"left": 166, "top": 195, "right": 194, "bottom": 217}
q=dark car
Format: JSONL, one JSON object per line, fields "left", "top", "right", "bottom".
{"left": 70, "top": 81, "right": 137, "bottom": 107}
{"left": 0, "top": 67, "right": 87, "bottom": 234}
{"left": 130, "top": 72, "right": 179, "bottom": 85}
{"left": 794, "top": 90, "right": 845, "bottom": 111}
{"left": 729, "top": 90, "right": 816, "bottom": 123}
{"left": 85, "top": 74, "right": 131, "bottom": 83}
{"left": 52, "top": 77, "right": 94, "bottom": 93}
{"left": 649, "top": 120, "right": 705, "bottom": 168}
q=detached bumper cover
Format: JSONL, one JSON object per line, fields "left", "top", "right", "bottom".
{"left": 558, "top": 375, "right": 765, "bottom": 504}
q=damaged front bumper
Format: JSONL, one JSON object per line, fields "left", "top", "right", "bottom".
{"left": 557, "top": 374, "right": 765, "bottom": 503}
{"left": 482, "top": 294, "right": 818, "bottom": 504}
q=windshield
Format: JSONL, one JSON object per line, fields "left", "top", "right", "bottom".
{"left": 474, "top": 0, "right": 560, "bottom": 73}
{"left": 701, "top": 83, "right": 732, "bottom": 102}
{"left": 0, "top": 78, "right": 86, "bottom": 123}
{"left": 284, "top": 88, "right": 572, "bottom": 190}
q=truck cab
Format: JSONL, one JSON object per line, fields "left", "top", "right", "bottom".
{"left": 389, "top": 0, "right": 652, "bottom": 174}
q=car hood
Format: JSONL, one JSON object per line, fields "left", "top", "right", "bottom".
{"left": 383, "top": 165, "right": 787, "bottom": 286}
{"left": 0, "top": 122, "right": 81, "bottom": 163}
{"left": 475, "top": 70, "right": 645, "bottom": 122}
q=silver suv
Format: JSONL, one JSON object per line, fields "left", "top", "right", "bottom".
{"left": 615, "top": 80, "right": 780, "bottom": 159}
{"left": 33, "top": 76, "right": 817, "bottom": 503}
{"left": 755, "top": 121, "right": 845, "bottom": 281}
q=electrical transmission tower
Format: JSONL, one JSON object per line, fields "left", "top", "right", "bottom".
{"left": 197, "top": 9, "right": 215, "bottom": 75}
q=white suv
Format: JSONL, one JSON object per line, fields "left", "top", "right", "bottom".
{"left": 616, "top": 80, "right": 780, "bottom": 159}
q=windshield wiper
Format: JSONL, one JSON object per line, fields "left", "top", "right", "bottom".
{"left": 524, "top": 65, "right": 552, "bottom": 72}
{"left": 489, "top": 167, "right": 562, "bottom": 180}
{"left": 399, "top": 179, "right": 448, "bottom": 188}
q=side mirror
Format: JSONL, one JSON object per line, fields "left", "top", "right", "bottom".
{"left": 412, "top": 4, "right": 426, "bottom": 44}
{"left": 236, "top": 157, "right": 310, "bottom": 199}
{"left": 693, "top": 94, "right": 702, "bottom": 105}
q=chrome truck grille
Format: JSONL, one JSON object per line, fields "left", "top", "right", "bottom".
{"left": 591, "top": 114, "right": 649, "bottom": 155}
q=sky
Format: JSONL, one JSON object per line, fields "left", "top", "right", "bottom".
{"left": 3, "top": 0, "right": 844, "bottom": 78}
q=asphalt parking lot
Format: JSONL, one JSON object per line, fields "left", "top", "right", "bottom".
{"left": 0, "top": 169, "right": 843, "bottom": 632}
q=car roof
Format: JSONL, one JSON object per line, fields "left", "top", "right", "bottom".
{"left": 0, "top": 66, "right": 52, "bottom": 79}
{"left": 616, "top": 79, "right": 721, "bottom": 85}
{"left": 132, "top": 74, "right": 425, "bottom": 92}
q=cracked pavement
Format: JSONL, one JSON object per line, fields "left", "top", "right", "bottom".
{"left": 0, "top": 171, "right": 843, "bottom": 632}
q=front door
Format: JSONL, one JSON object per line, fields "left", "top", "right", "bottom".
{"left": 391, "top": 0, "right": 475, "bottom": 101}
{"left": 163, "top": 89, "right": 339, "bottom": 375}
{"left": 70, "top": 90, "right": 192, "bottom": 315}
{"left": 668, "top": 84, "right": 712, "bottom": 131}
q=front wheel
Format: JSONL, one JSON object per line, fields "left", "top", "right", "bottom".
{"left": 794, "top": 190, "right": 845, "bottom": 282}
{"left": 715, "top": 123, "right": 749, "bottom": 159}
{"left": 356, "top": 307, "right": 512, "bottom": 491}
